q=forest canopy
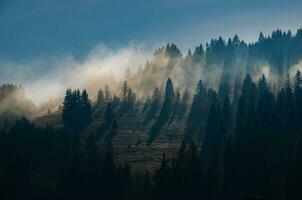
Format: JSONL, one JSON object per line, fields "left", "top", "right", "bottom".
{"left": 1, "top": 28, "right": 302, "bottom": 200}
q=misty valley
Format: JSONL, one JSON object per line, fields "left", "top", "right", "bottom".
{"left": 2, "top": 29, "right": 302, "bottom": 200}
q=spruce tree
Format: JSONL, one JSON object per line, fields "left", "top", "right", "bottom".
{"left": 149, "top": 79, "right": 175, "bottom": 144}
{"left": 62, "top": 88, "right": 73, "bottom": 129}
{"left": 202, "top": 102, "right": 221, "bottom": 169}
{"left": 96, "top": 89, "right": 105, "bottom": 107}
{"left": 184, "top": 80, "right": 207, "bottom": 143}
{"left": 80, "top": 89, "right": 92, "bottom": 129}
{"left": 104, "top": 85, "right": 111, "bottom": 104}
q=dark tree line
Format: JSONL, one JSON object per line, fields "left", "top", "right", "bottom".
{"left": 3, "top": 28, "right": 302, "bottom": 200}
{"left": 137, "top": 70, "right": 302, "bottom": 200}
{"left": 0, "top": 118, "right": 134, "bottom": 200}
{"left": 2, "top": 71, "right": 302, "bottom": 200}
{"left": 62, "top": 89, "right": 92, "bottom": 131}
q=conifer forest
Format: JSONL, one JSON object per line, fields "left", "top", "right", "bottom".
{"left": 1, "top": 1, "right": 302, "bottom": 199}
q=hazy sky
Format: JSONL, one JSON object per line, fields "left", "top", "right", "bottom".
{"left": 1, "top": 0, "right": 302, "bottom": 60}
{"left": 0, "top": 0, "right": 302, "bottom": 105}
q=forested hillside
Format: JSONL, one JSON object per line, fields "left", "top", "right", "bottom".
{"left": 1, "top": 29, "right": 302, "bottom": 200}
{"left": 129, "top": 29, "right": 302, "bottom": 99}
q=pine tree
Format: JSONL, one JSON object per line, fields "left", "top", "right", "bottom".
{"left": 62, "top": 88, "right": 73, "bottom": 128}
{"left": 202, "top": 102, "right": 221, "bottom": 169}
{"left": 126, "top": 87, "right": 136, "bottom": 111}
{"left": 104, "top": 85, "right": 111, "bottom": 104}
{"left": 218, "top": 79, "right": 230, "bottom": 101}
{"left": 193, "top": 44, "right": 205, "bottom": 63}
{"left": 168, "top": 90, "right": 180, "bottom": 125}
{"left": 122, "top": 81, "right": 128, "bottom": 103}
{"left": 149, "top": 79, "right": 175, "bottom": 144}
{"left": 258, "top": 74, "right": 268, "bottom": 96}
{"left": 80, "top": 89, "right": 92, "bottom": 129}
{"left": 237, "top": 74, "right": 257, "bottom": 126}
{"left": 96, "top": 89, "right": 105, "bottom": 107}
{"left": 184, "top": 80, "right": 207, "bottom": 143}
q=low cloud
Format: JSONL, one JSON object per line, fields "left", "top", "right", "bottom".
{"left": 0, "top": 43, "right": 152, "bottom": 105}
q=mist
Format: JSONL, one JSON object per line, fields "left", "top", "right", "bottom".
{"left": 1, "top": 29, "right": 302, "bottom": 117}
{"left": 0, "top": 43, "right": 153, "bottom": 106}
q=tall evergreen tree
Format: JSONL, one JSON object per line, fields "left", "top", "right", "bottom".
{"left": 62, "top": 88, "right": 73, "bottom": 128}
{"left": 80, "top": 89, "right": 92, "bottom": 129}
{"left": 184, "top": 80, "right": 207, "bottom": 143}
{"left": 202, "top": 102, "right": 221, "bottom": 169}
{"left": 149, "top": 79, "right": 175, "bottom": 144}
{"left": 96, "top": 89, "right": 105, "bottom": 107}
{"left": 104, "top": 85, "right": 111, "bottom": 104}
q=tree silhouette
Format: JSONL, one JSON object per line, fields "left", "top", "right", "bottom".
{"left": 62, "top": 89, "right": 92, "bottom": 131}
{"left": 149, "top": 79, "right": 175, "bottom": 144}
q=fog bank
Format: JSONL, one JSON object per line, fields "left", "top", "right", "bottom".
{"left": 0, "top": 44, "right": 152, "bottom": 106}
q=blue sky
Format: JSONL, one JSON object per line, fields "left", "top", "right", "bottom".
{"left": 1, "top": 0, "right": 302, "bottom": 61}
